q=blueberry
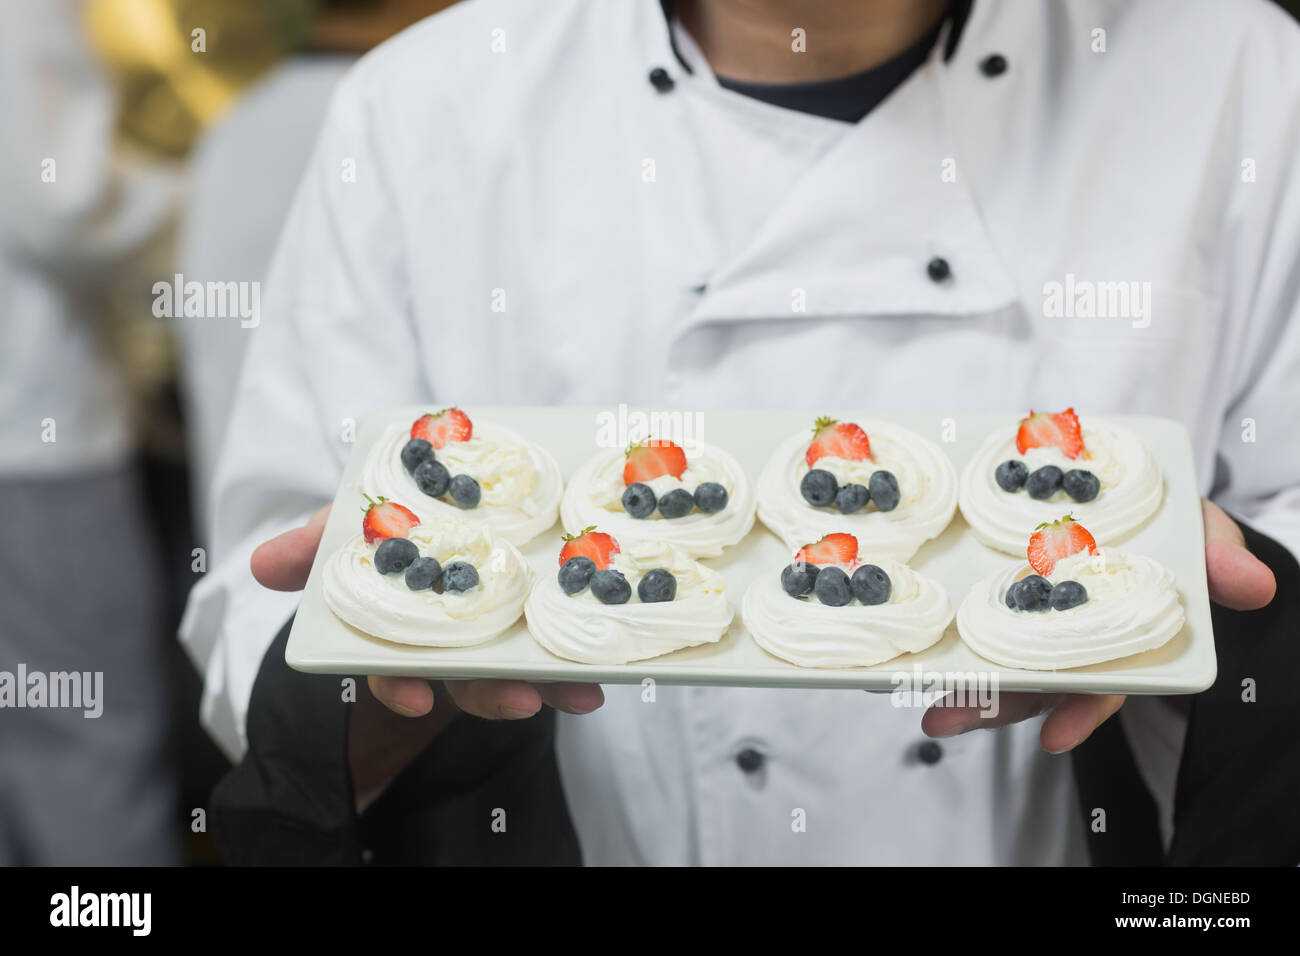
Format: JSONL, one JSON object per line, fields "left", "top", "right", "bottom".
{"left": 442, "top": 561, "right": 479, "bottom": 593}
{"left": 1025, "top": 465, "right": 1063, "bottom": 500}
{"left": 374, "top": 537, "right": 418, "bottom": 574}
{"left": 835, "top": 483, "right": 870, "bottom": 514}
{"left": 590, "top": 569, "right": 631, "bottom": 605}
{"left": 813, "top": 566, "right": 852, "bottom": 607}
{"left": 1008, "top": 574, "right": 1052, "bottom": 612}
{"left": 1049, "top": 580, "right": 1088, "bottom": 611}
{"left": 1004, "top": 586, "right": 1019, "bottom": 610}
{"left": 404, "top": 556, "right": 442, "bottom": 590}
{"left": 658, "top": 488, "right": 694, "bottom": 519}
{"left": 1025, "top": 574, "right": 1054, "bottom": 606}
{"left": 694, "top": 482, "right": 729, "bottom": 514}
{"left": 414, "top": 459, "right": 450, "bottom": 497}
{"left": 868, "top": 470, "right": 901, "bottom": 511}
{"left": 637, "top": 568, "right": 677, "bottom": 603}
{"left": 800, "top": 469, "right": 839, "bottom": 507}
{"left": 780, "top": 562, "right": 820, "bottom": 598}
{"left": 622, "top": 482, "right": 657, "bottom": 518}
{"left": 401, "top": 438, "right": 436, "bottom": 474}
{"left": 558, "top": 556, "right": 596, "bottom": 595}
{"left": 850, "top": 564, "right": 892, "bottom": 605}
{"left": 994, "top": 459, "right": 1028, "bottom": 492}
{"left": 449, "top": 474, "right": 481, "bottom": 508}
{"left": 1062, "top": 469, "right": 1100, "bottom": 503}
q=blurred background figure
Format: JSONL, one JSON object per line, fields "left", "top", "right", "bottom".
{"left": 179, "top": 0, "right": 457, "bottom": 532}
{"left": 0, "top": 0, "right": 448, "bottom": 865}
{"left": 0, "top": 0, "right": 182, "bottom": 865}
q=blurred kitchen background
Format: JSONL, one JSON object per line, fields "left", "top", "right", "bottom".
{"left": 0, "top": 0, "right": 455, "bottom": 866}
{"left": 1, "top": 0, "right": 1296, "bottom": 866}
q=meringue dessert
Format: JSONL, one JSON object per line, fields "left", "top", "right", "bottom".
{"left": 362, "top": 407, "right": 563, "bottom": 548}
{"left": 323, "top": 496, "right": 532, "bottom": 647}
{"left": 756, "top": 417, "right": 957, "bottom": 561}
{"left": 744, "top": 532, "right": 952, "bottom": 668}
{"left": 958, "top": 408, "right": 1163, "bottom": 555}
{"left": 956, "top": 515, "right": 1184, "bottom": 670}
{"left": 524, "top": 528, "right": 733, "bottom": 664}
{"left": 559, "top": 438, "right": 756, "bottom": 558}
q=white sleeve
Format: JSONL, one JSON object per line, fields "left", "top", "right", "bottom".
{"left": 1210, "top": 17, "right": 1300, "bottom": 559}
{"left": 1121, "top": 18, "right": 1300, "bottom": 855}
{"left": 178, "top": 61, "right": 431, "bottom": 761}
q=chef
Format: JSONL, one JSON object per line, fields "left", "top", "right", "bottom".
{"left": 181, "top": 0, "right": 1300, "bottom": 865}
{"left": 0, "top": 0, "right": 179, "bottom": 864}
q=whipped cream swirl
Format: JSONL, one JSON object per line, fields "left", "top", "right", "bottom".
{"left": 958, "top": 418, "right": 1163, "bottom": 555}
{"left": 362, "top": 421, "right": 563, "bottom": 547}
{"left": 956, "top": 549, "right": 1184, "bottom": 670}
{"left": 524, "top": 539, "right": 733, "bottom": 664}
{"left": 756, "top": 422, "right": 957, "bottom": 560}
{"left": 323, "top": 513, "right": 532, "bottom": 647}
{"left": 743, "top": 558, "right": 952, "bottom": 668}
{"left": 560, "top": 441, "right": 756, "bottom": 558}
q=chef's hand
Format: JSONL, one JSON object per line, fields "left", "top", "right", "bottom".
{"left": 250, "top": 505, "right": 605, "bottom": 806}
{"left": 920, "top": 498, "right": 1276, "bottom": 753}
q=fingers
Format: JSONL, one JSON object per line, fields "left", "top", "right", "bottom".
{"left": 1206, "top": 538, "right": 1276, "bottom": 610}
{"left": 369, "top": 676, "right": 607, "bottom": 720}
{"left": 367, "top": 675, "right": 436, "bottom": 717}
{"left": 921, "top": 691, "right": 1059, "bottom": 738}
{"left": 922, "top": 691, "right": 1125, "bottom": 754}
{"left": 1202, "top": 499, "right": 1275, "bottom": 611}
{"left": 437, "top": 679, "right": 605, "bottom": 720}
{"left": 538, "top": 682, "right": 605, "bottom": 715}
{"left": 1039, "top": 694, "right": 1126, "bottom": 754}
{"left": 250, "top": 505, "right": 331, "bottom": 591}
{"left": 1202, "top": 498, "right": 1247, "bottom": 548}
{"left": 443, "top": 679, "right": 545, "bottom": 719}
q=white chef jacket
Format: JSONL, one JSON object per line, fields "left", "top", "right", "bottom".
{"left": 0, "top": 0, "right": 177, "bottom": 476}
{"left": 178, "top": 55, "right": 356, "bottom": 532}
{"left": 180, "top": 0, "right": 1300, "bottom": 864}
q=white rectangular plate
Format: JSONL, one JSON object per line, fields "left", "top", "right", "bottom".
{"left": 287, "top": 407, "right": 1215, "bottom": 695}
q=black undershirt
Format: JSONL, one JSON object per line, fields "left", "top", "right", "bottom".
{"left": 712, "top": 6, "right": 950, "bottom": 123}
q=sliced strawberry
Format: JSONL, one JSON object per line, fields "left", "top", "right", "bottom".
{"left": 805, "top": 416, "right": 872, "bottom": 468}
{"left": 361, "top": 495, "right": 420, "bottom": 543}
{"left": 1015, "top": 408, "right": 1084, "bottom": 459}
{"left": 793, "top": 532, "right": 859, "bottom": 567}
{"left": 411, "top": 407, "right": 473, "bottom": 449}
{"left": 559, "top": 527, "right": 620, "bottom": 569}
{"left": 622, "top": 439, "right": 688, "bottom": 486}
{"left": 1026, "top": 514, "right": 1098, "bottom": 576}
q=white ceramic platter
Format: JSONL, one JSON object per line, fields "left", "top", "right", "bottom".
{"left": 286, "top": 406, "right": 1215, "bottom": 695}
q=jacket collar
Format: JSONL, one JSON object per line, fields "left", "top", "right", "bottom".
{"left": 635, "top": 0, "right": 1016, "bottom": 329}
